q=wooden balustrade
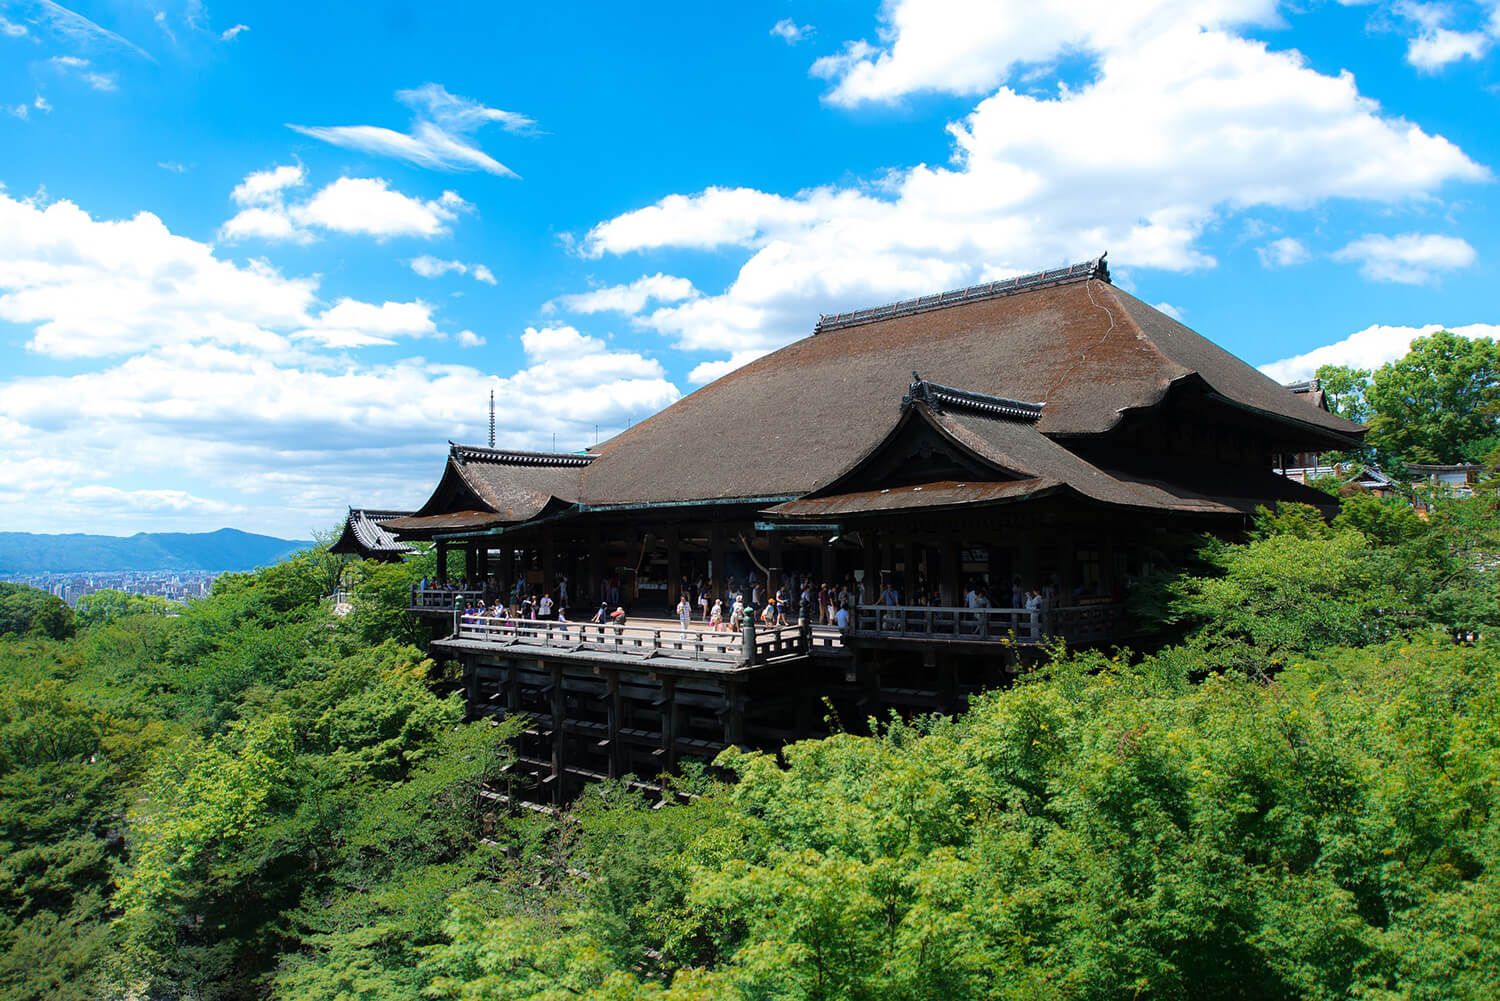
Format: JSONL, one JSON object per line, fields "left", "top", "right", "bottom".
{"left": 852, "top": 602, "right": 1124, "bottom": 645}
{"left": 409, "top": 585, "right": 485, "bottom": 611}
{"left": 452, "top": 614, "right": 811, "bottom": 666}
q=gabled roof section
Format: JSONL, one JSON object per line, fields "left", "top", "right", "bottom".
{"left": 329, "top": 508, "right": 416, "bottom": 560}
{"left": 551, "top": 255, "right": 1366, "bottom": 508}
{"left": 815, "top": 255, "right": 1110, "bottom": 333}
{"left": 902, "top": 372, "right": 1043, "bottom": 422}
{"left": 386, "top": 443, "right": 593, "bottom": 538}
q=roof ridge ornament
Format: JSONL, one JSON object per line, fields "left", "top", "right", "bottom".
{"left": 448, "top": 441, "right": 596, "bottom": 467}
{"left": 901, "top": 372, "right": 1044, "bottom": 422}
{"left": 815, "top": 253, "right": 1109, "bottom": 334}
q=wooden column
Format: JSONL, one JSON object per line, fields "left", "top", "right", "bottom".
{"left": 709, "top": 525, "right": 727, "bottom": 602}
{"left": 435, "top": 540, "right": 449, "bottom": 583}
{"left": 666, "top": 525, "right": 681, "bottom": 606}
{"left": 863, "top": 537, "right": 880, "bottom": 605}
{"left": 587, "top": 524, "right": 603, "bottom": 608}
{"left": 722, "top": 680, "right": 745, "bottom": 748}
{"left": 941, "top": 539, "right": 960, "bottom": 605}
{"left": 549, "top": 663, "right": 565, "bottom": 802}
{"left": 767, "top": 533, "right": 783, "bottom": 594}
{"left": 657, "top": 676, "right": 678, "bottom": 770}
{"left": 542, "top": 531, "right": 556, "bottom": 595}
{"left": 606, "top": 671, "right": 623, "bottom": 779}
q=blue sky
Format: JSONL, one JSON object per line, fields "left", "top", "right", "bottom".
{"left": 1, "top": 0, "right": 1497, "bottom": 539}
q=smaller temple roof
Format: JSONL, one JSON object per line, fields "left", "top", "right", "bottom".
{"left": 330, "top": 508, "right": 417, "bottom": 561}
{"left": 385, "top": 443, "right": 592, "bottom": 539}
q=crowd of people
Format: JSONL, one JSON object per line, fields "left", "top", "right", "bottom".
{"left": 443, "top": 568, "right": 1075, "bottom": 643}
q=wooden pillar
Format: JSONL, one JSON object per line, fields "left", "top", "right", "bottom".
{"left": 821, "top": 540, "right": 835, "bottom": 590}
{"left": 587, "top": 524, "right": 603, "bottom": 608}
{"left": 666, "top": 525, "right": 681, "bottom": 606}
{"left": 864, "top": 537, "right": 880, "bottom": 605}
{"left": 435, "top": 540, "right": 449, "bottom": 583}
{"left": 542, "top": 531, "right": 556, "bottom": 595}
{"left": 768, "top": 533, "right": 783, "bottom": 594}
{"left": 709, "top": 526, "right": 727, "bottom": 602}
{"left": 723, "top": 681, "right": 745, "bottom": 747}
{"left": 943, "top": 539, "right": 962, "bottom": 606}
{"left": 606, "top": 672, "right": 623, "bottom": 779}
{"left": 477, "top": 545, "right": 490, "bottom": 589}
{"left": 549, "top": 663, "right": 565, "bottom": 803}
{"left": 657, "top": 676, "right": 677, "bottom": 770}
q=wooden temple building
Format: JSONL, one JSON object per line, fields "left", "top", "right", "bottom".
{"left": 369, "top": 255, "right": 1363, "bottom": 799}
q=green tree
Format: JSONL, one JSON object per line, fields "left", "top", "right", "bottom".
{"left": 1314, "top": 363, "right": 1372, "bottom": 425}
{"left": 0, "top": 583, "right": 75, "bottom": 640}
{"left": 1365, "top": 330, "right": 1500, "bottom": 464}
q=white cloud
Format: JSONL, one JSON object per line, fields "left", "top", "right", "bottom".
{"left": 231, "top": 163, "right": 305, "bottom": 205}
{"left": 410, "top": 254, "right": 497, "bottom": 284}
{"left": 220, "top": 169, "right": 469, "bottom": 243}
{"left": 687, "top": 349, "right": 769, "bottom": 385}
{"left": 582, "top": 2, "right": 1486, "bottom": 369}
{"left": 298, "top": 298, "right": 438, "bottom": 348}
{"left": 153, "top": 10, "right": 175, "bottom": 44}
{"left": 1260, "top": 322, "right": 1500, "bottom": 382}
{"left": 553, "top": 273, "right": 699, "bottom": 315}
{"left": 220, "top": 23, "right": 249, "bottom": 41}
{"left": 457, "top": 329, "right": 485, "bottom": 347}
{"left": 48, "top": 54, "right": 118, "bottom": 91}
{"left": 8, "top": 103, "right": 27, "bottom": 120}
{"left": 70, "top": 485, "right": 240, "bottom": 516}
{"left": 1394, "top": 1, "right": 1497, "bottom": 70}
{"left": 1407, "top": 26, "right": 1490, "bottom": 68}
{"left": 771, "top": 18, "right": 813, "bottom": 44}
{"left": 1332, "top": 232, "right": 1476, "bottom": 283}
{"left": 157, "top": 160, "right": 187, "bottom": 173}
{"left": 1257, "top": 236, "right": 1310, "bottom": 267}
{"left": 295, "top": 178, "right": 468, "bottom": 239}
{"left": 0, "top": 14, "right": 27, "bottom": 36}
{"left": 21, "top": 1, "right": 153, "bottom": 61}
{"left": 520, "top": 324, "right": 608, "bottom": 362}
{"left": 0, "top": 189, "right": 681, "bottom": 535}
{"left": 811, "top": 0, "right": 1279, "bottom": 107}
{"left": 288, "top": 83, "right": 534, "bottom": 175}
{"left": 33, "top": 93, "right": 50, "bottom": 113}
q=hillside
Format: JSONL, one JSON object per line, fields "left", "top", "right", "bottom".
{"left": 0, "top": 527, "right": 313, "bottom": 574}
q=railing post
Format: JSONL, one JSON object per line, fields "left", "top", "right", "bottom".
{"left": 453, "top": 596, "right": 462, "bottom": 637}
{"left": 742, "top": 603, "right": 758, "bottom": 666}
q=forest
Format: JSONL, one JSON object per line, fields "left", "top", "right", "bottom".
{"left": 3, "top": 333, "right": 1500, "bottom": 1000}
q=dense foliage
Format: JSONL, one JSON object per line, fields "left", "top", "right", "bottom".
{"left": 1317, "top": 330, "right": 1500, "bottom": 466}
{"left": 3, "top": 490, "right": 1500, "bottom": 999}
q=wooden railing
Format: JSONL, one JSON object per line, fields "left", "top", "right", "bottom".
{"left": 451, "top": 614, "right": 810, "bottom": 666}
{"left": 409, "top": 585, "right": 485, "bottom": 611}
{"left": 853, "top": 602, "right": 1124, "bottom": 645}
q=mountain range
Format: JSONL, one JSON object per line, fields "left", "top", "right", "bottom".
{"left": 0, "top": 528, "right": 314, "bottom": 575}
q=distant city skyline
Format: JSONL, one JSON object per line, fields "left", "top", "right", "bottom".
{"left": 1, "top": 0, "right": 1497, "bottom": 538}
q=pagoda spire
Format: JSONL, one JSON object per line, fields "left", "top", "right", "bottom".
{"left": 488, "top": 389, "right": 495, "bottom": 447}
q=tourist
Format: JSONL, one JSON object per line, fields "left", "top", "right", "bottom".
{"left": 730, "top": 594, "right": 744, "bottom": 629}
{"left": 539, "top": 593, "right": 553, "bottom": 619}
{"left": 834, "top": 601, "right": 851, "bottom": 631}
{"left": 697, "top": 586, "right": 710, "bottom": 621}
{"left": 710, "top": 599, "right": 724, "bottom": 631}
{"left": 677, "top": 594, "right": 691, "bottom": 638}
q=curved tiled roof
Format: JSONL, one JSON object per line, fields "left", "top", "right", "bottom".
{"left": 330, "top": 508, "right": 416, "bottom": 558}
{"left": 576, "top": 263, "right": 1362, "bottom": 507}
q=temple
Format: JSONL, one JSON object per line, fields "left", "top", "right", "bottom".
{"left": 369, "top": 255, "right": 1363, "bottom": 799}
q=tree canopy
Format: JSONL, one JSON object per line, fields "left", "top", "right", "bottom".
{"left": 1317, "top": 330, "right": 1500, "bottom": 466}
